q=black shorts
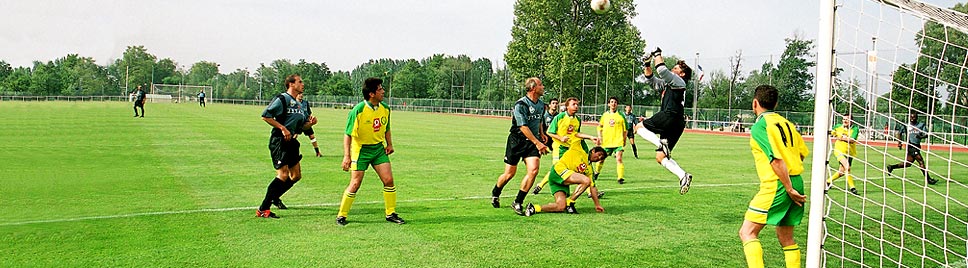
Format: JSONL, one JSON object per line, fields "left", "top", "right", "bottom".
{"left": 641, "top": 112, "right": 686, "bottom": 151}
{"left": 269, "top": 136, "right": 302, "bottom": 169}
{"left": 199, "top": 97, "right": 205, "bottom": 103}
{"left": 906, "top": 145, "right": 922, "bottom": 158}
{"left": 504, "top": 133, "right": 541, "bottom": 166}
{"left": 134, "top": 101, "right": 144, "bottom": 108}
{"left": 626, "top": 128, "right": 635, "bottom": 139}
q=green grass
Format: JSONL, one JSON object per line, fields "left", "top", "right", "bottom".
{"left": 0, "top": 101, "right": 963, "bottom": 267}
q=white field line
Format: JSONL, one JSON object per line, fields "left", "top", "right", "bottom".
{"left": 1, "top": 182, "right": 759, "bottom": 226}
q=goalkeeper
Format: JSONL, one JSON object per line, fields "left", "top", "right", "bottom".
{"left": 826, "top": 114, "right": 860, "bottom": 195}
{"left": 632, "top": 47, "right": 694, "bottom": 194}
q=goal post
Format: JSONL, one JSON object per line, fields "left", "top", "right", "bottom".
{"left": 810, "top": 0, "right": 968, "bottom": 267}
{"left": 150, "top": 84, "right": 213, "bottom": 104}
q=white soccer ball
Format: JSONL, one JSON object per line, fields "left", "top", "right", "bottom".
{"left": 590, "top": 0, "right": 611, "bottom": 14}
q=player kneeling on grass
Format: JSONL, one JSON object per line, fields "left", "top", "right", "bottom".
{"left": 525, "top": 146, "right": 607, "bottom": 216}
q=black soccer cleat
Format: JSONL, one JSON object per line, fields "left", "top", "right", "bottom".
{"left": 336, "top": 216, "right": 347, "bottom": 226}
{"left": 849, "top": 188, "right": 859, "bottom": 195}
{"left": 587, "top": 191, "right": 605, "bottom": 199}
{"left": 512, "top": 202, "right": 525, "bottom": 216}
{"left": 617, "top": 178, "right": 625, "bottom": 184}
{"left": 272, "top": 199, "right": 288, "bottom": 210}
{"left": 886, "top": 165, "right": 895, "bottom": 174}
{"left": 385, "top": 213, "right": 406, "bottom": 224}
{"left": 926, "top": 177, "right": 938, "bottom": 185}
{"left": 491, "top": 196, "right": 501, "bottom": 208}
{"left": 256, "top": 210, "right": 279, "bottom": 219}
{"left": 565, "top": 203, "right": 579, "bottom": 214}
{"left": 524, "top": 203, "right": 536, "bottom": 217}
{"left": 532, "top": 185, "right": 543, "bottom": 195}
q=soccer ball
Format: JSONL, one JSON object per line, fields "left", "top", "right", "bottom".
{"left": 590, "top": 0, "right": 611, "bottom": 14}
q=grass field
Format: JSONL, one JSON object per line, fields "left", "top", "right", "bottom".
{"left": 0, "top": 101, "right": 963, "bottom": 267}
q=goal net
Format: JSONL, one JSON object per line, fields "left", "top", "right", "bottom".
{"left": 810, "top": 0, "right": 968, "bottom": 267}
{"left": 150, "top": 84, "right": 213, "bottom": 104}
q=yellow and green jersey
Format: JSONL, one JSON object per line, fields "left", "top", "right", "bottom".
{"left": 598, "top": 111, "right": 626, "bottom": 148}
{"left": 554, "top": 147, "right": 594, "bottom": 180}
{"left": 749, "top": 112, "right": 810, "bottom": 183}
{"left": 831, "top": 123, "right": 859, "bottom": 155}
{"left": 548, "top": 112, "right": 584, "bottom": 150}
{"left": 345, "top": 101, "right": 390, "bottom": 147}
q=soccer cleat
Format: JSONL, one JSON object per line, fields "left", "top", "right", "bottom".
{"left": 886, "top": 165, "right": 895, "bottom": 174}
{"left": 659, "top": 139, "right": 672, "bottom": 159}
{"left": 926, "top": 177, "right": 938, "bottom": 185}
{"left": 491, "top": 196, "right": 500, "bottom": 208}
{"left": 679, "top": 173, "right": 693, "bottom": 195}
{"left": 385, "top": 213, "right": 406, "bottom": 224}
{"left": 512, "top": 202, "right": 525, "bottom": 216}
{"left": 565, "top": 203, "right": 579, "bottom": 214}
{"left": 849, "top": 188, "right": 859, "bottom": 195}
{"left": 336, "top": 216, "right": 347, "bottom": 226}
{"left": 272, "top": 199, "right": 288, "bottom": 210}
{"left": 587, "top": 191, "right": 605, "bottom": 199}
{"left": 617, "top": 178, "right": 625, "bottom": 184}
{"left": 524, "top": 203, "right": 536, "bottom": 217}
{"left": 532, "top": 185, "right": 542, "bottom": 195}
{"left": 133, "top": 114, "right": 139, "bottom": 117}
{"left": 256, "top": 210, "right": 279, "bottom": 219}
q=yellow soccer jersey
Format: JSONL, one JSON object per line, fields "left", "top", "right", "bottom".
{"left": 345, "top": 101, "right": 390, "bottom": 147}
{"left": 597, "top": 111, "right": 626, "bottom": 148}
{"left": 749, "top": 112, "right": 810, "bottom": 182}
{"left": 831, "top": 123, "right": 859, "bottom": 155}
{"left": 554, "top": 147, "right": 594, "bottom": 180}
{"left": 548, "top": 112, "right": 583, "bottom": 149}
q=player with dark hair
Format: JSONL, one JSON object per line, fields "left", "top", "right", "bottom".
{"left": 624, "top": 104, "right": 639, "bottom": 158}
{"left": 886, "top": 112, "right": 939, "bottom": 185}
{"left": 826, "top": 113, "right": 860, "bottom": 194}
{"left": 596, "top": 96, "right": 627, "bottom": 184}
{"left": 337, "top": 77, "right": 405, "bottom": 226}
{"left": 632, "top": 47, "right": 694, "bottom": 194}
{"left": 524, "top": 146, "right": 607, "bottom": 216}
{"left": 491, "top": 77, "right": 550, "bottom": 215}
{"left": 543, "top": 98, "right": 560, "bottom": 149}
{"left": 198, "top": 89, "right": 206, "bottom": 107}
{"left": 533, "top": 97, "right": 600, "bottom": 195}
{"left": 255, "top": 74, "right": 317, "bottom": 218}
{"left": 133, "top": 85, "right": 146, "bottom": 117}
{"left": 739, "top": 85, "right": 809, "bottom": 268}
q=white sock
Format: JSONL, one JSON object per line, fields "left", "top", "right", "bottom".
{"left": 661, "top": 158, "right": 687, "bottom": 178}
{"left": 636, "top": 125, "right": 662, "bottom": 148}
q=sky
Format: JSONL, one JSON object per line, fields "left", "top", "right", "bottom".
{"left": 0, "top": 0, "right": 963, "bottom": 74}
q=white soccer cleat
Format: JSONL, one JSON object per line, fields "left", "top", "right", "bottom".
{"left": 679, "top": 173, "right": 692, "bottom": 195}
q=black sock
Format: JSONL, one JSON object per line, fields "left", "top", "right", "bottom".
{"left": 259, "top": 178, "right": 285, "bottom": 210}
{"left": 278, "top": 180, "right": 297, "bottom": 199}
{"left": 514, "top": 190, "right": 528, "bottom": 204}
{"left": 492, "top": 184, "right": 504, "bottom": 197}
{"left": 631, "top": 144, "right": 638, "bottom": 157}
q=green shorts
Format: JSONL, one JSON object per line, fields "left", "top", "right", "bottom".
{"left": 603, "top": 146, "right": 623, "bottom": 156}
{"left": 351, "top": 144, "right": 390, "bottom": 171}
{"left": 745, "top": 175, "right": 805, "bottom": 226}
{"left": 548, "top": 171, "right": 571, "bottom": 195}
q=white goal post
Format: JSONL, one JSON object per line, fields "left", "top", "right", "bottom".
{"left": 150, "top": 84, "right": 213, "bottom": 104}
{"left": 809, "top": 0, "right": 968, "bottom": 267}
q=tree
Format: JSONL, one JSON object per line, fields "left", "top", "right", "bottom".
{"left": 320, "top": 72, "right": 354, "bottom": 97}
{"left": 2, "top": 67, "right": 31, "bottom": 93}
{"left": 113, "top": 46, "right": 158, "bottom": 92}
{"left": 189, "top": 61, "right": 220, "bottom": 86}
{"left": 772, "top": 36, "right": 816, "bottom": 111}
{"left": 505, "top": 0, "right": 646, "bottom": 103}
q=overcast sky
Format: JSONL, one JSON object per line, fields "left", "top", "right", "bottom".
{"left": 0, "top": 0, "right": 963, "bottom": 74}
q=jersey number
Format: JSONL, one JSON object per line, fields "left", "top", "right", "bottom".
{"left": 775, "top": 122, "right": 796, "bottom": 148}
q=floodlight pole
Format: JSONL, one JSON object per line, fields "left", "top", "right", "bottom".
{"left": 692, "top": 52, "right": 699, "bottom": 129}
